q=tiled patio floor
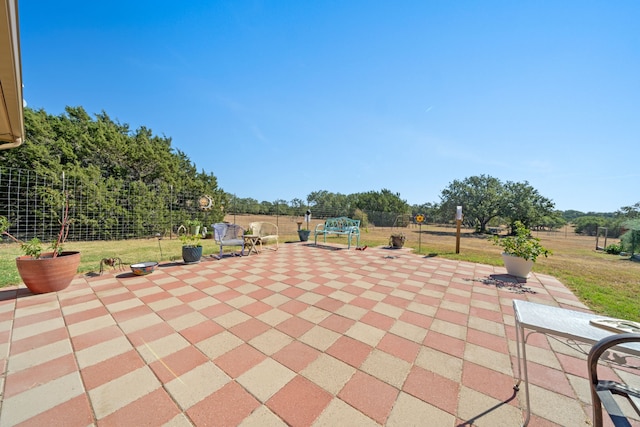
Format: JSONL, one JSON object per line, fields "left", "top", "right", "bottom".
{"left": 0, "top": 242, "right": 633, "bottom": 426}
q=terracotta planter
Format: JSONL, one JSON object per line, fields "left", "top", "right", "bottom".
{"left": 501, "top": 253, "right": 534, "bottom": 278}
{"left": 182, "top": 245, "right": 203, "bottom": 264}
{"left": 15, "top": 251, "right": 81, "bottom": 294}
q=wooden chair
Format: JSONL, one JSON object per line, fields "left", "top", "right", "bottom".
{"left": 212, "top": 223, "right": 245, "bottom": 258}
{"left": 248, "top": 221, "right": 279, "bottom": 251}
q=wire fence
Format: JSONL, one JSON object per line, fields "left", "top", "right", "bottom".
{"left": 0, "top": 167, "right": 413, "bottom": 243}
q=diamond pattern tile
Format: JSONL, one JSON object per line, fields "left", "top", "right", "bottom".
{"left": 0, "top": 243, "right": 617, "bottom": 426}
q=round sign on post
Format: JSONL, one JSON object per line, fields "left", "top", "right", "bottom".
{"left": 415, "top": 214, "right": 425, "bottom": 252}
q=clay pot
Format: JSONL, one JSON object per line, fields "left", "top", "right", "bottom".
{"left": 15, "top": 251, "right": 81, "bottom": 294}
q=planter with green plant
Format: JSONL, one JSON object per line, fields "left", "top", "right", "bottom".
{"left": 491, "top": 221, "right": 551, "bottom": 278}
{"left": 0, "top": 195, "right": 80, "bottom": 294}
{"left": 180, "top": 232, "right": 203, "bottom": 264}
{"left": 185, "top": 219, "right": 202, "bottom": 237}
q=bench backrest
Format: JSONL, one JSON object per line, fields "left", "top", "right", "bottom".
{"left": 249, "top": 222, "right": 278, "bottom": 237}
{"left": 324, "top": 217, "right": 360, "bottom": 232}
{"left": 212, "top": 223, "right": 244, "bottom": 242}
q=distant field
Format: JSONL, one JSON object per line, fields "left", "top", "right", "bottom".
{"left": 1, "top": 214, "right": 638, "bottom": 321}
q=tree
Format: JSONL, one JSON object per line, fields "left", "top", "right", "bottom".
{"left": 438, "top": 175, "right": 504, "bottom": 233}
{"left": 502, "top": 181, "right": 555, "bottom": 231}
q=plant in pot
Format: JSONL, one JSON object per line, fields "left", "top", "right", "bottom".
{"left": 185, "top": 219, "right": 202, "bottom": 237}
{"left": 491, "top": 221, "right": 551, "bottom": 278}
{"left": 180, "top": 232, "right": 203, "bottom": 264}
{"left": 297, "top": 210, "right": 312, "bottom": 242}
{"left": 0, "top": 195, "right": 81, "bottom": 294}
{"left": 389, "top": 232, "right": 406, "bottom": 249}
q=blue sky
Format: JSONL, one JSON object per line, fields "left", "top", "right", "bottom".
{"left": 19, "top": 1, "right": 639, "bottom": 213}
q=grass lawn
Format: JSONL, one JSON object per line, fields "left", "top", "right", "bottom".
{"left": 1, "top": 221, "right": 638, "bottom": 321}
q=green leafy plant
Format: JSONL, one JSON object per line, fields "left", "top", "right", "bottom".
{"left": 491, "top": 221, "right": 551, "bottom": 262}
{"left": 0, "top": 193, "right": 71, "bottom": 258}
{"left": 605, "top": 243, "right": 623, "bottom": 255}
{"left": 179, "top": 232, "right": 202, "bottom": 247}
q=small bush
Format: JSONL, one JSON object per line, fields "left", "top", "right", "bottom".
{"left": 605, "top": 243, "right": 623, "bottom": 255}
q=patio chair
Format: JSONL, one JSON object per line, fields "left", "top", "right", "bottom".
{"left": 588, "top": 333, "right": 640, "bottom": 427}
{"left": 248, "top": 221, "right": 279, "bottom": 251}
{"left": 212, "top": 223, "right": 245, "bottom": 258}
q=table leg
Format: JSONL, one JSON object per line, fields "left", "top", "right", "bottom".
{"left": 514, "top": 319, "right": 531, "bottom": 427}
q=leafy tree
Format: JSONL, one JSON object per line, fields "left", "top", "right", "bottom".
{"left": 501, "top": 180, "right": 555, "bottom": 231}
{"left": 438, "top": 175, "right": 504, "bottom": 232}
{"left": 573, "top": 216, "right": 607, "bottom": 236}
{"left": 621, "top": 219, "right": 640, "bottom": 257}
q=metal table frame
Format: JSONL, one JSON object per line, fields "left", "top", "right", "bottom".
{"left": 513, "top": 300, "right": 640, "bottom": 426}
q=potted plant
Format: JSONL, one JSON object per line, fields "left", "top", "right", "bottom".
{"left": 491, "top": 221, "right": 551, "bottom": 278}
{"left": 0, "top": 195, "right": 81, "bottom": 294}
{"left": 297, "top": 211, "right": 312, "bottom": 242}
{"left": 180, "top": 232, "right": 203, "bottom": 264}
{"left": 389, "top": 232, "right": 406, "bottom": 249}
{"left": 185, "top": 219, "right": 202, "bottom": 236}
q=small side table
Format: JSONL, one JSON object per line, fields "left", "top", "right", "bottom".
{"left": 243, "top": 235, "right": 261, "bottom": 256}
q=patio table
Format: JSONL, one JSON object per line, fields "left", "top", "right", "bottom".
{"left": 513, "top": 300, "right": 640, "bottom": 426}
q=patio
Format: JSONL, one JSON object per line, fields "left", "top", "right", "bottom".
{"left": 0, "top": 242, "right": 628, "bottom": 426}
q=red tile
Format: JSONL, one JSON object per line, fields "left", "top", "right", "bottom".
{"left": 10, "top": 327, "right": 69, "bottom": 356}
{"left": 101, "top": 290, "right": 136, "bottom": 306}
{"left": 556, "top": 352, "right": 588, "bottom": 379}
{"left": 349, "top": 296, "right": 378, "bottom": 309}
{"left": 326, "top": 336, "right": 372, "bottom": 368}
{"left": 18, "top": 394, "right": 93, "bottom": 427}
{"left": 13, "top": 308, "right": 61, "bottom": 328}
{"left": 281, "top": 286, "right": 306, "bottom": 299}
{"left": 71, "top": 325, "right": 124, "bottom": 351}
{"left": 338, "top": 371, "right": 398, "bottom": 424}
{"left": 199, "top": 302, "right": 234, "bottom": 319}
{"left": 64, "top": 305, "right": 110, "bottom": 325}
{"left": 240, "top": 300, "right": 272, "bottom": 317}
{"left": 423, "top": 331, "right": 466, "bottom": 359}
{"left": 98, "top": 388, "right": 180, "bottom": 426}
{"left": 434, "top": 308, "right": 468, "bottom": 326}
{"left": 180, "top": 320, "right": 224, "bottom": 344}
{"left": 110, "top": 304, "right": 154, "bottom": 323}
{"left": 319, "top": 314, "right": 356, "bottom": 334}
{"left": 465, "top": 329, "right": 508, "bottom": 354}
{"left": 527, "top": 361, "right": 576, "bottom": 397}
{"left": 187, "top": 381, "right": 260, "bottom": 426}
{"left": 247, "top": 288, "right": 275, "bottom": 300}
{"left": 127, "top": 322, "right": 175, "bottom": 347}
{"left": 273, "top": 341, "right": 321, "bottom": 372}
{"left": 275, "top": 316, "right": 314, "bottom": 338}
{"left": 377, "top": 333, "right": 421, "bottom": 363}
{"left": 4, "top": 354, "right": 78, "bottom": 398}
{"left": 149, "top": 346, "right": 209, "bottom": 383}
{"left": 371, "top": 285, "right": 393, "bottom": 294}
{"left": 81, "top": 350, "right": 146, "bottom": 390}
{"left": 403, "top": 365, "right": 459, "bottom": 414}
{"left": 139, "top": 291, "right": 172, "bottom": 304}
{"left": 267, "top": 375, "right": 332, "bottom": 426}
{"left": 229, "top": 318, "right": 271, "bottom": 341}
{"left": 314, "top": 297, "right": 345, "bottom": 312}
{"left": 214, "top": 344, "right": 266, "bottom": 378}
{"left": 462, "top": 362, "right": 519, "bottom": 401}
{"left": 157, "top": 303, "right": 195, "bottom": 321}
{"left": 279, "top": 299, "right": 308, "bottom": 315}
{"left": 215, "top": 289, "right": 242, "bottom": 301}
{"left": 342, "top": 284, "right": 366, "bottom": 296}
{"left": 360, "top": 311, "right": 395, "bottom": 330}
{"left": 178, "top": 291, "right": 208, "bottom": 303}
{"left": 382, "top": 295, "right": 411, "bottom": 309}
{"left": 399, "top": 310, "right": 432, "bottom": 328}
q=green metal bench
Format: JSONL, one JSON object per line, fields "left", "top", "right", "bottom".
{"left": 314, "top": 217, "right": 360, "bottom": 249}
